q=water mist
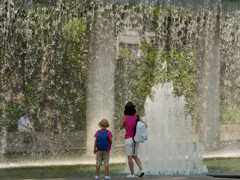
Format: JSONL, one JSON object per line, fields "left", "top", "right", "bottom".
{"left": 138, "top": 83, "right": 208, "bottom": 175}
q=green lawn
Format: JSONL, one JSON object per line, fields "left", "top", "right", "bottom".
{"left": 204, "top": 158, "right": 240, "bottom": 174}
{"left": 0, "top": 164, "right": 126, "bottom": 180}
{"left": 0, "top": 158, "right": 240, "bottom": 179}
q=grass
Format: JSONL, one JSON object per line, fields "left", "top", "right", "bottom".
{"left": 1, "top": 158, "right": 240, "bottom": 179}
{"left": 204, "top": 158, "right": 240, "bottom": 174}
{"left": 0, "top": 163, "right": 126, "bottom": 180}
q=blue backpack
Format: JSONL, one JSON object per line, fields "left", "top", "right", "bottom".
{"left": 97, "top": 130, "right": 109, "bottom": 150}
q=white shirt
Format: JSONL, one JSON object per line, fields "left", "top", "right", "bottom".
{"left": 18, "top": 116, "right": 30, "bottom": 131}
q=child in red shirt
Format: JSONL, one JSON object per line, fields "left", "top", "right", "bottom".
{"left": 94, "top": 119, "right": 113, "bottom": 179}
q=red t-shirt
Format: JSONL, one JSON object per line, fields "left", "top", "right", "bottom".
{"left": 94, "top": 129, "right": 112, "bottom": 153}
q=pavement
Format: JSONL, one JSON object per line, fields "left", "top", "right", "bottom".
{"left": 17, "top": 174, "right": 240, "bottom": 180}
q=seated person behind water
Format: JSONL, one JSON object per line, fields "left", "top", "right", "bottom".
{"left": 18, "top": 112, "right": 39, "bottom": 142}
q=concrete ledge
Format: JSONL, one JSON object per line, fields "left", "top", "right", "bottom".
{"left": 192, "top": 124, "right": 240, "bottom": 141}
{"left": 1, "top": 125, "right": 240, "bottom": 154}
{"left": 221, "top": 125, "right": 240, "bottom": 141}
{"left": 208, "top": 174, "right": 240, "bottom": 179}
{"left": 0, "top": 131, "right": 86, "bottom": 154}
{"left": 0, "top": 130, "right": 125, "bottom": 155}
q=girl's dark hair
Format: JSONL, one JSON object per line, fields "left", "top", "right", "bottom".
{"left": 124, "top": 101, "right": 136, "bottom": 115}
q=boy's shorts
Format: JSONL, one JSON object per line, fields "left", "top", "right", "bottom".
{"left": 96, "top": 151, "right": 110, "bottom": 166}
{"left": 125, "top": 138, "right": 139, "bottom": 156}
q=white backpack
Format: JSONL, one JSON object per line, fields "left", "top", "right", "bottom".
{"left": 134, "top": 120, "right": 148, "bottom": 143}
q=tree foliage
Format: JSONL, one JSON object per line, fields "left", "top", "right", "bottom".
{"left": 137, "top": 43, "right": 197, "bottom": 118}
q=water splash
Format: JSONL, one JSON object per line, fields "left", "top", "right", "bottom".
{"left": 138, "top": 83, "right": 208, "bottom": 175}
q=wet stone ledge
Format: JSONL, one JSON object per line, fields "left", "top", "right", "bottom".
{"left": 0, "top": 130, "right": 125, "bottom": 155}
{"left": 0, "top": 131, "right": 86, "bottom": 154}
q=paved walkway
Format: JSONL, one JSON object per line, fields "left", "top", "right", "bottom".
{"left": 17, "top": 174, "right": 240, "bottom": 180}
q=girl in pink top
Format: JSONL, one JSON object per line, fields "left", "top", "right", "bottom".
{"left": 124, "top": 115, "right": 137, "bottom": 139}
{"left": 120, "top": 102, "right": 147, "bottom": 178}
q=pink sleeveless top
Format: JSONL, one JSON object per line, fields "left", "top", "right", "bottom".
{"left": 124, "top": 115, "right": 137, "bottom": 139}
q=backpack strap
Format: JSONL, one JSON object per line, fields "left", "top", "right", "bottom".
{"left": 133, "top": 115, "right": 139, "bottom": 154}
{"left": 99, "top": 130, "right": 108, "bottom": 134}
{"left": 133, "top": 115, "right": 139, "bottom": 137}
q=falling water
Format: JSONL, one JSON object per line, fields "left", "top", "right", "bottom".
{"left": 0, "top": 0, "right": 240, "bottom": 172}
{"left": 86, "top": 2, "right": 115, "bottom": 154}
{"left": 138, "top": 83, "right": 208, "bottom": 175}
{"left": 0, "top": 0, "right": 88, "bottom": 162}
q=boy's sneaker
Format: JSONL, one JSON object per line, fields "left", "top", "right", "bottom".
{"left": 138, "top": 170, "right": 144, "bottom": 177}
{"left": 126, "top": 174, "right": 135, "bottom": 178}
{"left": 105, "top": 175, "right": 111, "bottom": 179}
{"left": 95, "top": 175, "right": 99, "bottom": 179}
